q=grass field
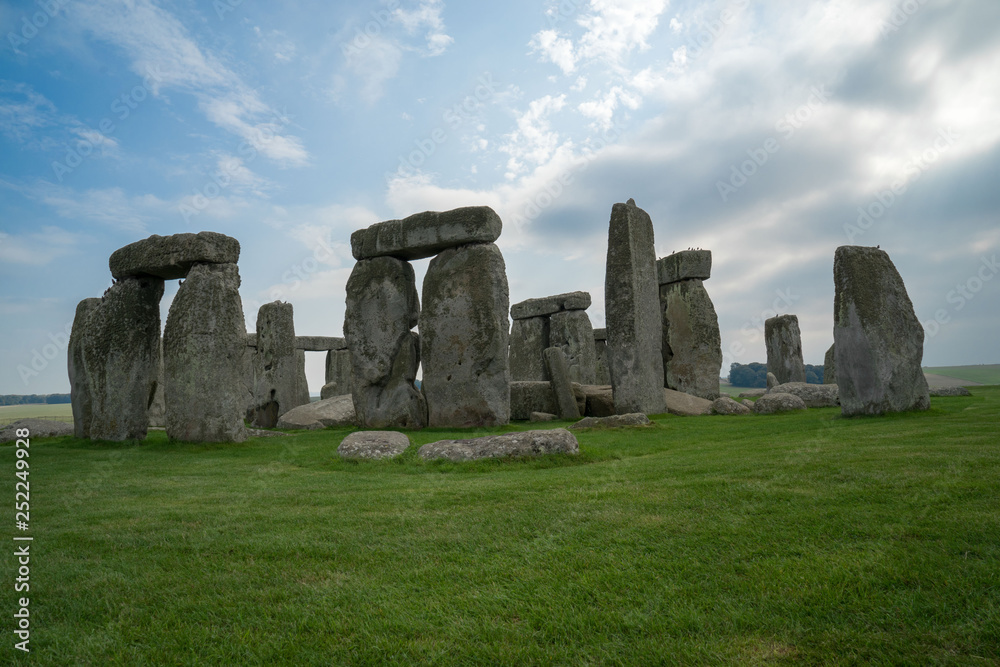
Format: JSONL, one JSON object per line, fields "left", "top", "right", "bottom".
{"left": 3, "top": 388, "right": 999, "bottom": 664}
{"left": 923, "top": 364, "right": 1000, "bottom": 386}
{"left": 0, "top": 403, "right": 73, "bottom": 425}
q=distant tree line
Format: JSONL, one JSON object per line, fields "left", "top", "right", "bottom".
{"left": 0, "top": 394, "right": 72, "bottom": 406}
{"left": 728, "top": 363, "right": 824, "bottom": 387}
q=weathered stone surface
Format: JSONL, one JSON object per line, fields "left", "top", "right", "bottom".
{"left": 824, "top": 344, "right": 837, "bottom": 385}
{"left": 508, "top": 316, "right": 549, "bottom": 381}
{"left": 593, "top": 328, "right": 611, "bottom": 385}
{"left": 663, "top": 388, "right": 713, "bottom": 416}
{"left": 544, "top": 347, "right": 581, "bottom": 420}
{"left": 277, "top": 394, "right": 356, "bottom": 430}
{"left": 741, "top": 399, "right": 756, "bottom": 408}
{"left": 575, "top": 384, "right": 615, "bottom": 417}
{"left": 419, "top": 428, "right": 578, "bottom": 461}
{"left": 68, "top": 297, "right": 101, "bottom": 439}
{"left": 570, "top": 413, "right": 650, "bottom": 429}
{"left": 768, "top": 382, "right": 839, "bottom": 408}
{"left": 510, "top": 291, "right": 591, "bottom": 320}
{"left": 929, "top": 386, "right": 972, "bottom": 397}
{"left": 767, "top": 372, "right": 779, "bottom": 390}
{"left": 421, "top": 242, "right": 510, "bottom": 427}
{"left": 657, "top": 249, "right": 712, "bottom": 285}
{"left": 338, "top": 431, "right": 410, "bottom": 460}
{"left": 345, "top": 257, "right": 427, "bottom": 429}
{"left": 296, "top": 336, "right": 347, "bottom": 351}
{"left": 0, "top": 419, "right": 74, "bottom": 443}
{"left": 323, "top": 348, "right": 352, "bottom": 398}
{"left": 147, "top": 337, "right": 166, "bottom": 428}
{"left": 247, "top": 302, "right": 310, "bottom": 428}
{"left": 711, "top": 396, "right": 752, "bottom": 415}
{"left": 660, "top": 279, "right": 722, "bottom": 400}
{"left": 110, "top": 231, "right": 240, "bottom": 280}
{"left": 84, "top": 276, "right": 164, "bottom": 441}
{"left": 549, "top": 310, "right": 598, "bottom": 384}
{"left": 753, "top": 392, "right": 807, "bottom": 414}
{"left": 738, "top": 389, "right": 767, "bottom": 398}
{"left": 351, "top": 206, "right": 502, "bottom": 261}
{"left": 605, "top": 199, "right": 666, "bottom": 415}
{"left": 164, "top": 262, "right": 247, "bottom": 443}
{"left": 834, "top": 246, "right": 930, "bottom": 416}
{"left": 530, "top": 412, "right": 558, "bottom": 422}
{"left": 510, "top": 381, "right": 558, "bottom": 420}
{"left": 765, "top": 314, "right": 806, "bottom": 384}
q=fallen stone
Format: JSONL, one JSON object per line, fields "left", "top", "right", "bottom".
{"left": 549, "top": 310, "right": 598, "bottom": 385}
{"left": 110, "top": 231, "right": 240, "bottom": 280}
{"left": 570, "top": 413, "right": 651, "bottom": 429}
{"left": 741, "top": 399, "right": 756, "bottom": 408}
{"left": 768, "top": 382, "right": 839, "bottom": 407}
{"left": 295, "top": 336, "right": 347, "bottom": 351}
{"left": 508, "top": 316, "right": 549, "bottom": 381}
{"left": 530, "top": 412, "right": 558, "bottom": 422}
{"left": 510, "top": 291, "right": 591, "bottom": 320}
{"left": 246, "top": 429, "right": 290, "bottom": 438}
{"left": 510, "top": 381, "right": 558, "bottom": 420}
{"left": 656, "top": 249, "right": 712, "bottom": 285}
{"left": 711, "top": 396, "right": 752, "bottom": 415}
{"left": 0, "top": 419, "right": 74, "bottom": 443}
{"left": 660, "top": 278, "right": 722, "bottom": 400}
{"left": 605, "top": 199, "right": 666, "bottom": 415}
{"left": 738, "top": 389, "right": 767, "bottom": 398}
{"left": 767, "top": 372, "right": 779, "bottom": 390}
{"left": 248, "top": 301, "right": 310, "bottom": 428}
{"left": 834, "top": 246, "right": 930, "bottom": 416}
{"left": 663, "top": 388, "right": 713, "bottom": 416}
{"left": 824, "top": 344, "right": 837, "bottom": 385}
{"left": 418, "top": 428, "right": 579, "bottom": 461}
{"left": 765, "top": 314, "right": 806, "bottom": 384}
{"left": 421, "top": 242, "right": 510, "bottom": 427}
{"left": 276, "top": 394, "right": 356, "bottom": 430}
{"left": 68, "top": 297, "right": 101, "bottom": 439}
{"left": 929, "top": 386, "right": 971, "bottom": 397}
{"left": 351, "top": 206, "right": 502, "bottom": 261}
{"left": 544, "top": 347, "right": 581, "bottom": 420}
{"left": 753, "top": 392, "right": 807, "bottom": 414}
{"left": 338, "top": 431, "right": 410, "bottom": 460}
{"left": 576, "top": 384, "right": 615, "bottom": 417}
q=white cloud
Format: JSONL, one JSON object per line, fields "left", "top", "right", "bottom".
{"left": 337, "top": 34, "right": 404, "bottom": 105}
{"left": 0, "top": 227, "right": 87, "bottom": 266}
{"left": 530, "top": 29, "right": 577, "bottom": 75}
{"left": 578, "top": 86, "right": 641, "bottom": 130}
{"left": 670, "top": 17, "right": 683, "bottom": 34}
{"left": 576, "top": 0, "right": 668, "bottom": 63}
{"left": 499, "top": 94, "right": 568, "bottom": 178}
{"left": 393, "top": 0, "right": 454, "bottom": 56}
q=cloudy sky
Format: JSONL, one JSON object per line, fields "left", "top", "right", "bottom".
{"left": 1, "top": 0, "right": 998, "bottom": 395}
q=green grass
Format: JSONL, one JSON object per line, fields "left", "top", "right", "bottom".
{"left": 5, "top": 388, "right": 1000, "bottom": 664}
{"left": 0, "top": 403, "right": 73, "bottom": 425}
{"left": 924, "top": 364, "right": 1000, "bottom": 386}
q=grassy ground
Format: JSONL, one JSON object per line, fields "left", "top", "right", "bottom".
{"left": 3, "top": 388, "right": 999, "bottom": 664}
{"left": 0, "top": 403, "right": 73, "bottom": 425}
{"left": 923, "top": 364, "right": 1000, "bottom": 386}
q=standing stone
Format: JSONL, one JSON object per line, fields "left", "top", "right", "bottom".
{"left": 823, "top": 344, "right": 837, "bottom": 385}
{"left": 421, "top": 242, "right": 510, "bottom": 427}
{"left": 508, "top": 316, "right": 550, "bottom": 381}
{"left": 83, "top": 277, "right": 164, "bottom": 441}
{"left": 147, "top": 336, "right": 166, "bottom": 428}
{"left": 344, "top": 256, "right": 426, "bottom": 429}
{"left": 323, "top": 348, "right": 353, "bottom": 398}
{"left": 765, "top": 314, "right": 806, "bottom": 384}
{"left": 605, "top": 199, "right": 666, "bottom": 415}
{"left": 549, "top": 310, "right": 598, "bottom": 385}
{"left": 544, "top": 347, "right": 581, "bottom": 420}
{"left": 68, "top": 297, "right": 101, "bottom": 439}
{"left": 833, "top": 246, "right": 929, "bottom": 416}
{"left": 247, "top": 302, "right": 310, "bottom": 428}
{"left": 593, "top": 328, "right": 611, "bottom": 385}
{"left": 164, "top": 262, "right": 247, "bottom": 442}
{"left": 659, "top": 279, "right": 722, "bottom": 400}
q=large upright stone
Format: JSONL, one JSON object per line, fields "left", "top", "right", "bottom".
{"left": 659, "top": 279, "right": 722, "bottom": 400}
{"left": 147, "top": 336, "right": 166, "bottom": 428}
{"left": 823, "top": 344, "right": 837, "bottom": 385}
{"left": 351, "top": 206, "right": 502, "bottom": 261}
{"left": 324, "top": 348, "right": 353, "bottom": 397}
{"left": 344, "top": 256, "right": 427, "bottom": 429}
{"left": 544, "top": 347, "right": 581, "bottom": 420}
{"left": 657, "top": 249, "right": 712, "bottom": 285}
{"left": 510, "top": 291, "right": 591, "bottom": 320}
{"left": 109, "top": 231, "right": 240, "bottom": 280}
{"left": 68, "top": 297, "right": 101, "bottom": 439}
{"left": 83, "top": 277, "right": 164, "bottom": 441}
{"left": 421, "top": 242, "right": 510, "bottom": 427}
{"left": 549, "top": 310, "right": 598, "bottom": 385}
{"left": 833, "top": 246, "right": 930, "bottom": 416}
{"left": 593, "top": 328, "right": 611, "bottom": 385}
{"left": 247, "top": 302, "right": 310, "bottom": 428}
{"left": 164, "top": 262, "right": 247, "bottom": 442}
{"left": 509, "top": 316, "right": 549, "bottom": 381}
{"left": 765, "top": 314, "right": 806, "bottom": 385}
{"left": 605, "top": 199, "right": 666, "bottom": 415}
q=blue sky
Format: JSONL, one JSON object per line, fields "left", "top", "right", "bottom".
{"left": 1, "top": 0, "right": 998, "bottom": 395}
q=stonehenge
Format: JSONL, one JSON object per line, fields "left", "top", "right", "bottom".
{"left": 593, "top": 328, "right": 611, "bottom": 385}
{"left": 246, "top": 301, "right": 310, "bottom": 428}
{"left": 765, "top": 314, "right": 807, "bottom": 385}
{"left": 823, "top": 344, "right": 837, "bottom": 385}
{"left": 509, "top": 291, "right": 597, "bottom": 384}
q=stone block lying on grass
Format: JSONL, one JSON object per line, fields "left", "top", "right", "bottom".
{"left": 753, "top": 392, "right": 807, "bottom": 414}
{"left": 663, "top": 388, "right": 713, "bottom": 416}
{"left": 711, "top": 396, "right": 752, "bottom": 415}
{"left": 738, "top": 389, "right": 767, "bottom": 398}
{"left": 0, "top": 419, "right": 73, "bottom": 443}
{"left": 929, "top": 387, "right": 971, "bottom": 397}
{"left": 767, "top": 382, "right": 839, "bottom": 408}
{"left": 569, "top": 413, "right": 651, "bottom": 429}
{"left": 530, "top": 412, "right": 557, "bottom": 422}
{"left": 339, "top": 431, "right": 410, "bottom": 460}
{"left": 418, "top": 429, "right": 578, "bottom": 461}
{"left": 276, "top": 395, "right": 356, "bottom": 430}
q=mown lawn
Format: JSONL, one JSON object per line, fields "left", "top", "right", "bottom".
{"left": 4, "top": 388, "right": 999, "bottom": 665}
{"left": 924, "top": 364, "right": 1000, "bottom": 386}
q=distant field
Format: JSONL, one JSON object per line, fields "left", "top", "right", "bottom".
{"left": 0, "top": 403, "right": 73, "bottom": 425}
{"left": 923, "top": 364, "right": 1000, "bottom": 386}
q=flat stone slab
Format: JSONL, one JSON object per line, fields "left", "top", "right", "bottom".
{"left": 110, "top": 231, "right": 240, "bottom": 280}
{"left": 768, "top": 382, "right": 839, "bottom": 407}
{"left": 510, "top": 291, "right": 592, "bottom": 320}
{"left": 753, "top": 392, "right": 807, "bottom": 414}
{"left": 418, "top": 428, "right": 579, "bottom": 461}
{"left": 569, "top": 413, "right": 650, "bottom": 429}
{"left": 738, "top": 389, "right": 767, "bottom": 398}
{"left": 0, "top": 419, "right": 73, "bottom": 443}
{"left": 663, "top": 388, "right": 713, "bottom": 416}
{"left": 657, "top": 250, "right": 712, "bottom": 285}
{"left": 276, "top": 394, "right": 356, "bottom": 430}
{"left": 295, "top": 336, "right": 347, "bottom": 351}
{"left": 929, "top": 386, "right": 972, "bottom": 397}
{"left": 711, "top": 396, "right": 752, "bottom": 415}
{"left": 338, "top": 431, "right": 410, "bottom": 459}
{"left": 351, "top": 206, "right": 502, "bottom": 261}
{"left": 530, "top": 412, "right": 558, "bottom": 422}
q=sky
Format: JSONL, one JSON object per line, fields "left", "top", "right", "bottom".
{"left": 1, "top": 0, "right": 998, "bottom": 396}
